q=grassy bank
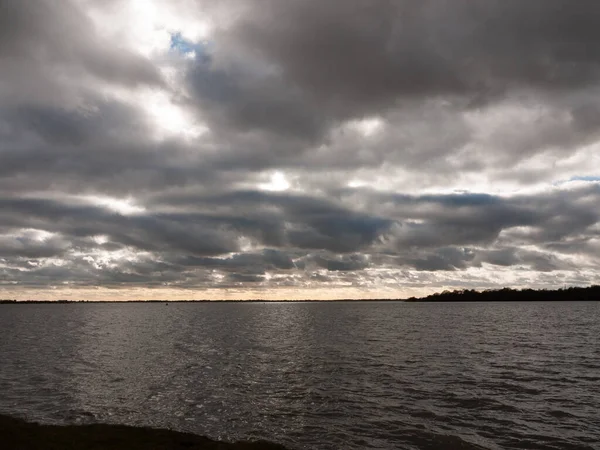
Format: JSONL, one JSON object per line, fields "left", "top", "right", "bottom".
{"left": 0, "top": 414, "right": 289, "bottom": 450}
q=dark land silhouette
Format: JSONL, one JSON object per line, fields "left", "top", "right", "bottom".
{"left": 0, "top": 414, "right": 287, "bottom": 450}
{"left": 0, "top": 413, "right": 493, "bottom": 450}
{"left": 405, "top": 285, "right": 600, "bottom": 302}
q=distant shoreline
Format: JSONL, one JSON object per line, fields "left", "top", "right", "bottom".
{"left": 1, "top": 285, "right": 599, "bottom": 303}
{"left": 404, "top": 285, "right": 600, "bottom": 302}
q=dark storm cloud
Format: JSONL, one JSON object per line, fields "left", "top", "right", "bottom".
{"left": 170, "top": 0, "right": 600, "bottom": 176}
{"left": 148, "top": 189, "right": 393, "bottom": 252}
{"left": 2, "top": 184, "right": 599, "bottom": 288}
{"left": 205, "top": 0, "right": 600, "bottom": 124}
{"left": 0, "top": 197, "right": 240, "bottom": 256}
{"left": 376, "top": 186, "right": 600, "bottom": 250}
{"left": 187, "top": 58, "right": 328, "bottom": 140}
{"left": 0, "top": 189, "right": 394, "bottom": 259}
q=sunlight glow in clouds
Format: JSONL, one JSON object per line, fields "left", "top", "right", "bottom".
{"left": 84, "top": 195, "right": 146, "bottom": 215}
{"left": 145, "top": 90, "right": 208, "bottom": 139}
{"left": 92, "top": 235, "right": 109, "bottom": 245}
{"left": 30, "top": 230, "right": 56, "bottom": 242}
{"left": 350, "top": 117, "right": 385, "bottom": 137}
{"left": 87, "top": 0, "right": 212, "bottom": 58}
{"left": 260, "top": 172, "right": 291, "bottom": 192}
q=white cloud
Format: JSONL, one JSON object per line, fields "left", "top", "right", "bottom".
{"left": 259, "top": 172, "right": 291, "bottom": 192}
{"left": 83, "top": 195, "right": 146, "bottom": 215}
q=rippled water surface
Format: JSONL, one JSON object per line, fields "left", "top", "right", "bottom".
{"left": 1, "top": 301, "right": 599, "bottom": 449}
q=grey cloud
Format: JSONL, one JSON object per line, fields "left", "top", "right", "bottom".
{"left": 407, "top": 247, "right": 475, "bottom": 272}
{"left": 347, "top": 186, "right": 600, "bottom": 250}
{"left": 221, "top": 1, "right": 600, "bottom": 116}
{"left": 313, "top": 254, "right": 369, "bottom": 272}
{"left": 0, "top": 0, "right": 161, "bottom": 106}
{"left": 474, "top": 247, "right": 573, "bottom": 272}
{"left": 188, "top": 59, "right": 327, "bottom": 140}
{"left": 177, "top": 249, "right": 294, "bottom": 272}
{"left": 0, "top": 254, "right": 187, "bottom": 288}
{"left": 0, "top": 189, "right": 394, "bottom": 260}
{"left": 227, "top": 273, "right": 264, "bottom": 283}
{"left": 147, "top": 189, "right": 393, "bottom": 253}
{"left": 0, "top": 197, "right": 240, "bottom": 257}
{"left": 0, "top": 233, "right": 69, "bottom": 259}
{"left": 476, "top": 248, "right": 519, "bottom": 267}
{"left": 516, "top": 250, "right": 571, "bottom": 272}
{"left": 177, "top": 0, "right": 600, "bottom": 169}
{"left": 0, "top": 100, "right": 223, "bottom": 197}
{"left": 3, "top": 101, "right": 147, "bottom": 147}
{"left": 395, "top": 245, "right": 574, "bottom": 273}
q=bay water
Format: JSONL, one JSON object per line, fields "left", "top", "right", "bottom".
{"left": 0, "top": 301, "right": 598, "bottom": 449}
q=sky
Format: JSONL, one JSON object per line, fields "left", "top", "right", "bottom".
{"left": 1, "top": 0, "right": 600, "bottom": 300}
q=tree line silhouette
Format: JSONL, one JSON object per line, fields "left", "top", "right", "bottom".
{"left": 406, "top": 285, "right": 600, "bottom": 302}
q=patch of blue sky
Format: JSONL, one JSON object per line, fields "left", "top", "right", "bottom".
{"left": 569, "top": 175, "right": 600, "bottom": 182}
{"left": 553, "top": 175, "right": 600, "bottom": 186}
{"left": 389, "top": 192, "right": 500, "bottom": 206}
{"left": 169, "top": 32, "right": 211, "bottom": 62}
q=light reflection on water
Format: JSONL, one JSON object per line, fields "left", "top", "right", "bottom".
{"left": 0, "top": 301, "right": 599, "bottom": 449}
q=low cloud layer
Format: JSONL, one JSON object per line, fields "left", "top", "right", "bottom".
{"left": 1, "top": 0, "right": 600, "bottom": 299}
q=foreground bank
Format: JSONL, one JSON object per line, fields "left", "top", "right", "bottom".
{"left": 0, "top": 414, "right": 288, "bottom": 450}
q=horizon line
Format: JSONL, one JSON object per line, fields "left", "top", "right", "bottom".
{"left": 2, "top": 285, "right": 598, "bottom": 303}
